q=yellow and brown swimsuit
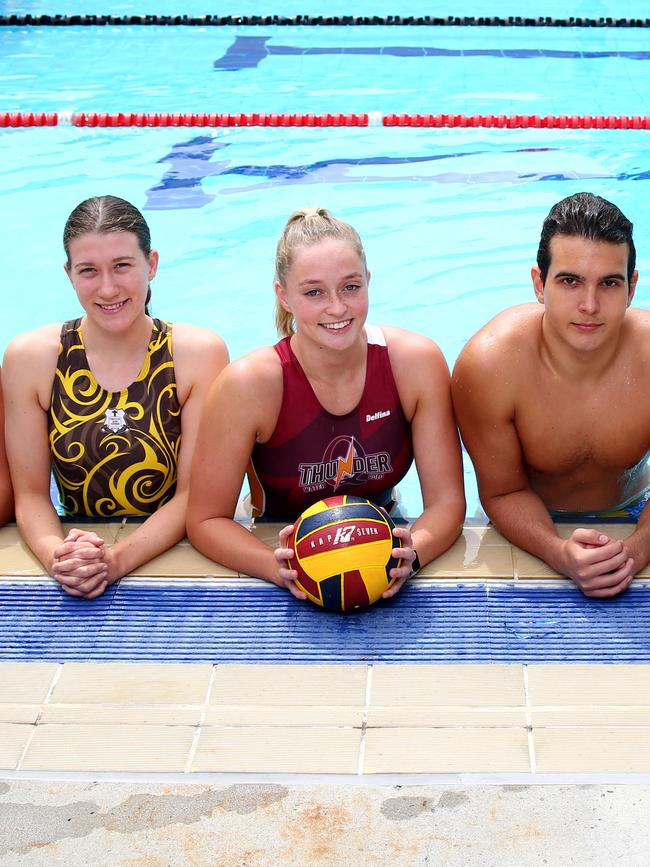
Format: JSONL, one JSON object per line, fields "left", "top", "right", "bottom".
{"left": 48, "top": 318, "right": 181, "bottom": 517}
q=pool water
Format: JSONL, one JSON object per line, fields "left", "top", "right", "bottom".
{"left": 2, "top": 7, "right": 650, "bottom": 517}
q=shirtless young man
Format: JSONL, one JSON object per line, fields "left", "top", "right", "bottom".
{"left": 452, "top": 192, "right": 650, "bottom": 598}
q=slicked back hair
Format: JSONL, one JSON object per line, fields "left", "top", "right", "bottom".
{"left": 63, "top": 195, "right": 153, "bottom": 313}
{"left": 537, "top": 192, "right": 636, "bottom": 285}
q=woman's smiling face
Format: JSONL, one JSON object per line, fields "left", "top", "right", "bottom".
{"left": 275, "top": 238, "right": 369, "bottom": 349}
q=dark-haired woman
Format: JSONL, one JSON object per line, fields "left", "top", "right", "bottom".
{"left": 3, "top": 195, "right": 228, "bottom": 598}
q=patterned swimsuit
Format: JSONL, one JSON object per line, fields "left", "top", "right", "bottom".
{"left": 49, "top": 318, "right": 181, "bottom": 517}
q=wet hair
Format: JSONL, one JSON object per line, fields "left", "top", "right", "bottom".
{"left": 537, "top": 192, "right": 636, "bottom": 285}
{"left": 63, "top": 195, "right": 154, "bottom": 313}
{"left": 274, "top": 206, "right": 367, "bottom": 336}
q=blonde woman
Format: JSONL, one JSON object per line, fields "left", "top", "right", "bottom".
{"left": 4, "top": 195, "right": 228, "bottom": 598}
{"left": 188, "top": 207, "right": 464, "bottom": 598}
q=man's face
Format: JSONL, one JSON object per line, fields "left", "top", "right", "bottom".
{"left": 531, "top": 234, "right": 637, "bottom": 350}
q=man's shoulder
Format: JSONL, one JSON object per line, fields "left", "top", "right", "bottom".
{"left": 625, "top": 307, "right": 650, "bottom": 336}
{"left": 456, "top": 303, "right": 541, "bottom": 370}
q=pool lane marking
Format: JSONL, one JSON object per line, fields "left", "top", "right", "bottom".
{"left": 214, "top": 36, "right": 650, "bottom": 71}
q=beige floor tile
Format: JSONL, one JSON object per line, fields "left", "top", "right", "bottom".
{"left": 420, "top": 536, "right": 514, "bottom": 578}
{"left": 127, "top": 541, "right": 239, "bottom": 578}
{"left": 0, "top": 662, "right": 58, "bottom": 702}
{"left": 527, "top": 664, "right": 650, "bottom": 706}
{"left": 0, "top": 705, "right": 40, "bottom": 724}
{"left": 51, "top": 662, "right": 213, "bottom": 705}
{"left": 534, "top": 727, "right": 650, "bottom": 773}
{"left": 418, "top": 526, "right": 511, "bottom": 579}
{"left": 367, "top": 707, "right": 527, "bottom": 727}
{"left": 364, "top": 727, "right": 530, "bottom": 773}
{"left": 371, "top": 664, "right": 525, "bottom": 707}
{"left": 60, "top": 522, "right": 121, "bottom": 544}
{"left": 204, "top": 706, "right": 363, "bottom": 727}
{"left": 39, "top": 705, "right": 202, "bottom": 726}
{"left": 0, "top": 723, "right": 33, "bottom": 769}
{"left": 462, "top": 525, "right": 511, "bottom": 545}
{"left": 532, "top": 707, "right": 650, "bottom": 726}
{"left": 193, "top": 726, "right": 360, "bottom": 773}
{"left": 250, "top": 523, "right": 285, "bottom": 547}
{"left": 512, "top": 547, "right": 565, "bottom": 579}
{"left": 22, "top": 724, "right": 195, "bottom": 772}
{"left": 0, "top": 526, "right": 44, "bottom": 574}
{"left": 211, "top": 664, "right": 367, "bottom": 706}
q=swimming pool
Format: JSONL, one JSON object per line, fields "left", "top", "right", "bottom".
{"left": 2, "top": 5, "right": 650, "bottom": 516}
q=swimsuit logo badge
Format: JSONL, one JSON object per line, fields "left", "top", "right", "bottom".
{"left": 298, "top": 435, "right": 393, "bottom": 493}
{"left": 101, "top": 408, "right": 129, "bottom": 435}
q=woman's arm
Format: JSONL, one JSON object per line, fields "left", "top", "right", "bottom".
{"left": 386, "top": 327, "right": 466, "bottom": 576}
{"left": 187, "top": 349, "right": 303, "bottom": 592}
{"left": 0, "top": 369, "right": 14, "bottom": 526}
{"left": 101, "top": 325, "right": 229, "bottom": 582}
{"left": 3, "top": 329, "right": 103, "bottom": 579}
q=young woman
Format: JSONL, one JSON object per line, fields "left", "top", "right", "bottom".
{"left": 3, "top": 195, "right": 228, "bottom": 599}
{"left": 187, "top": 207, "right": 464, "bottom": 598}
{"left": 0, "top": 370, "right": 14, "bottom": 527}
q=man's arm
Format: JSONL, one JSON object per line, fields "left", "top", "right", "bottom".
{"left": 452, "top": 339, "right": 633, "bottom": 597}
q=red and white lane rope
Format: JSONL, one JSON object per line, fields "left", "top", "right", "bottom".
{"left": 2, "top": 111, "right": 650, "bottom": 129}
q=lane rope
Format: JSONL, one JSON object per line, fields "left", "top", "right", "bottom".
{"left": 2, "top": 111, "right": 650, "bottom": 129}
{"left": 2, "top": 14, "right": 650, "bottom": 27}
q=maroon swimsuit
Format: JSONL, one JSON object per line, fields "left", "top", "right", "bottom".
{"left": 249, "top": 325, "right": 413, "bottom": 519}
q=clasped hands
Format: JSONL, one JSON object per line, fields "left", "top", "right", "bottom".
{"left": 273, "top": 523, "right": 417, "bottom": 600}
{"left": 560, "top": 528, "right": 636, "bottom": 598}
{"left": 52, "top": 528, "right": 114, "bottom": 599}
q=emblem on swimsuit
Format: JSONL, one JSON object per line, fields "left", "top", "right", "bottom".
{"left": 101, "top": 408, "right": 130, "bottom": 435}
{"left": 298, "top": 435, "right": 392, "bottom": 493}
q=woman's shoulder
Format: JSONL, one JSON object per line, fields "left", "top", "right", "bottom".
{"left": 3, "top": 323, "right": 63, "bottom": 403}
{"left": 378, "top": 324, "right": 447, "bottom": 368}
{"left": 167, "top": 322, "right": 228, "bottom": 358}
{"left": 204, "top": 345, "right": 284, "bottom": 434}
{"left": 222, "top": 345, "right": 283, "bottom": 391}
{"left": 4, "top": 323, "right": 62, "bottom": 367}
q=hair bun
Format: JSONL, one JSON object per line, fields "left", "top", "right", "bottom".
{"left": 288, "top": 206, "right": 331, "bottom": 224}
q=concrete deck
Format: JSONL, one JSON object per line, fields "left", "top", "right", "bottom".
{"left": 1, "top": 521, "right": 649, "bottom": 863}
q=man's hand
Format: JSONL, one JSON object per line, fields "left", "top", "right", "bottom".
{"left": 559, "top": 529, "right": 634, "bottom": 598}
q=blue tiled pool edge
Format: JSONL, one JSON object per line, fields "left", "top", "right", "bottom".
{"left": 2, "top": 581, "right": 649, "bottom": 663}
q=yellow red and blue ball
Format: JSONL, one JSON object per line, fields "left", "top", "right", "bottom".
{"left": 288, "top": 495, "right": 401, "bottom": 612}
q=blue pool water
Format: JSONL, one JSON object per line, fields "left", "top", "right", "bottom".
{"left": 2, "top": 7, "right": 650, "bottom": 516}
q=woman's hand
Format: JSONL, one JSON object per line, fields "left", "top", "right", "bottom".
{"left": 382, "top": 524, "right": 417, "bottom": 599}
{"left": 273, "top": 524, "right": 307, "bottom": 600}
{"left": 52, "top": 528, "right": 109, "bottom": 599}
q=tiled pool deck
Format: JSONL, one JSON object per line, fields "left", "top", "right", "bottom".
{"left": 1, "top": 521, "right": 650, "bottom": 779}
